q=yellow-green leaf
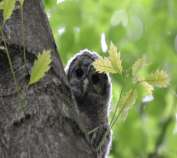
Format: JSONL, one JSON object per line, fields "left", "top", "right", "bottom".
{"left": 108, "top": 42, "right": 123, "bottom": 74}
{"left": 29, "top": 50, "right": 52, "bottom": 85}
{"left": 132, "top": 56, "right": 146, "bottom": 76}
{"left": 141, "top": 81, "right": 154, "bottom": 95}
{"left": 19, "top": 0, "right": 24, "bottom": 6}
{"left": 119, "top": 89, "right": 137, "bottom": 120}
{"left": 92, "top": 57, "right": 117, "bottom": 73}
{"left": 146, "top": 70, "right": 170, "bottom": 88}
{"left": 0, "top": 1, "right": 4, "bottom": 10}
{"left": 3, "top": 0, "right": 16, "bottom": 22}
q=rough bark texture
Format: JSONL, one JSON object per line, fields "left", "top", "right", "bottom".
{"left": 0, "top": 0, "right": 96, "bottom": 157}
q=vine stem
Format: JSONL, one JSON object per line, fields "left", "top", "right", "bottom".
{"left": 0, "top": 28, "right": 19, "bottom": 92}
{"left": 20, "top": 2, "right": 28, "bottom": 73}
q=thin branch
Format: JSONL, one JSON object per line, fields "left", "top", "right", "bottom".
{"left": 148, "top": 116, "right": 173, "bottom": 158}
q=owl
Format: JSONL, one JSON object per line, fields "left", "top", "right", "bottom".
{"left": 66, "top": 49, "right": 112, "bottom": 158}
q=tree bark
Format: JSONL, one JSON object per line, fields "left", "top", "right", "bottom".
{"left": 0, "top": 0, "right": 96, "bottom": 157}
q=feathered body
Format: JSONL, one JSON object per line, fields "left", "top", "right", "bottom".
{"left": 66, "top": 49, "right": 112, "bottom": 158}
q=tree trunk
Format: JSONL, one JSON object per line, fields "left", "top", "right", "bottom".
{"left": 0, "top": 0, "right": 96, "bottom": 157}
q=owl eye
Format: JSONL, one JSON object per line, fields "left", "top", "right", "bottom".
{"left": 75, "top": 68, "right": 84, "bottom": 78}
{"left": 91, "top": 74, "right": 100, "bottom": 84}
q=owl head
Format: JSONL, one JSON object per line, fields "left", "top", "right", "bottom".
{"left": 66, "top": 49, "right": 112, "bottom": 110}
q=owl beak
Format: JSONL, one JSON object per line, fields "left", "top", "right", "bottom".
{"left": 83, "top": 78, "right": 89, "bottom": 94}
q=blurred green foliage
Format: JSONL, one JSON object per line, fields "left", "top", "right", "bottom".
{"left": 44, "top": 0, "right": 177, "bottom": 157}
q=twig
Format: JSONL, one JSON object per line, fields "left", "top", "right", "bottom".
{"left": 148, "top": 116, "right": 173, "bottom": 158}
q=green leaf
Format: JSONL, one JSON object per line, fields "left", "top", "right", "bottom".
{"left": 19, "top": 0, "right": 24, "bottom": 6}
{"left": 3, "top": 0, "right": 16, "bottom": 22}
{"left": 141, "top": 81, "right": 154, "bottom": 95}
{"left": 92, "top": 43, "right": 123, "bottom": 74}
{"left": 108, "top": 42, "right": 123, "bottom": 74}
{"left": 29, "top": 50, "right": 52, "bottom": 85}
{"left": 119, "top": 89, "right": 137, "bottom": 120}
{"left": 146, "top": 70, "right": 170, "bottom": 88}
{"left": 132, "top": 56, "right": 146, "bottom": 76}
{"left": 92, "top": 57, "right": 117, "bottom": 73}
